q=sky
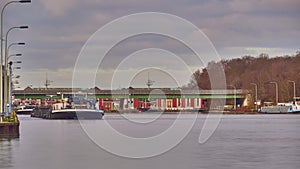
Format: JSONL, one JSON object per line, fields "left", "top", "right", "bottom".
{"left": 3, "top": 0, "right": 300, "bottom": 89}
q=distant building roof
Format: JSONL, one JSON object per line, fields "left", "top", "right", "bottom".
{"left": 13, "top": 87, "right": 248, "bottom": 95}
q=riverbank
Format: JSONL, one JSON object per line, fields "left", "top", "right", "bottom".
{"left": 111, "top": 109, "right": 260, "bottom": 114}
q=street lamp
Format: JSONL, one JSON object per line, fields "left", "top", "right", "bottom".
{"left": 270, "top": 81, "right": 278, "bottom": 105}
{"left": 0, "top": 0, "right": 31, "bottom": 112}
{"left": 7, "top": 42, "right": 25, "bottom": 59}
{"left": 8, "top": 42, "right": 25, "bottom": 50}
{"left": 3, "top": 26, "right": 27, "bottom": 113}
{"left": 250, "top": 83, "right": 258, "bottom": 111}
{"left": 7, "top": 60, "right": 21, "bottom": 114}
{"left": 10, "top": 60, "right": 22, "bottom": 65}
{"left": 7, "top": 42, "right": 25, "bottom": 61}
{"left": 13, "top": 75, "right": 21, "bottom": 79}
{"left": 8, "top": 53, "right": 22, "bottom": 61}
{"left": 3, "top": 53, "right": 22, "bottom": 112}
{"left": 227, "top": 85, "right": 236, "bottom": 110}
{"left": 288, "top": 80, "right": 296, "bottom": 99}
{"left": 13, "top": 61, "right": 22, "bottom": 64}
{"left": 7, "top": 42, "right": 25, "bottom": 66}
{"left": 1, "top": 1, "right": 30, "bottom": 60}
{"left": 5, "top": 26, "right": 28, "bottom": 67}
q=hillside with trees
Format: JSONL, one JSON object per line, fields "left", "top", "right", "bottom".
{"left": 187, "top": 52, "right": 300, "bottom": 104}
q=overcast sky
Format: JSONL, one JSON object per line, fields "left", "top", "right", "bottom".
{"left": 3, "top": 0, "right": 300, "bottom": 89}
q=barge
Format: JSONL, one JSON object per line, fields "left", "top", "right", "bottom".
{"left": 31, "top": 97, "right": 104, "bottom": 120}
{"left": 31, "top": 107, "right": 104, "bottom": 120}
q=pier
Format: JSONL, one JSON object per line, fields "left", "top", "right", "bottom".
{"left": 0, "top": 112, "right": 20, "bottom": 138}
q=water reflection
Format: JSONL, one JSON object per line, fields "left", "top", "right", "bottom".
{"left": 0, "top": 138, "right": 19, "bottom": 168}
{"left": 1, "top": 115, "right": 300, "bottom": 169}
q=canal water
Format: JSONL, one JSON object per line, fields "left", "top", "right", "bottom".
{"left": 1, "top": 114, "right": 300, "bottom": 169}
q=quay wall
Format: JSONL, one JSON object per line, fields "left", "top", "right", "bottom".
{"left": 0, "top": 122, "right": 20, "bottom": 137}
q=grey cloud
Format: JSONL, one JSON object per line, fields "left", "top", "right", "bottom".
{"left": 4, "top": 0, "right": 299, "bottom": 88}
{"left": 229, "top": 0, "right": 300, "bottom": 15}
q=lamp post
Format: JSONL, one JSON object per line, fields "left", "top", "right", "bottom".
{"left": 1, "top": 0, "right": 31, "bottom": 112}
{"left": 1, "top": 1, "right": 30, "bottom": 57}
{"left": 270, "top": 81, "right": 278, "bottom": 105}
{"left": 5, "top": 26, "right": 28, "bottom": 68}
{"left": 6, "top": 55, "right": 22, "bottom": 115}
{"left": 8, "top": 42, "right": 25, "bottom": 50}
{"left": 14, "top": 75, "right": 21, "bottom": 79}
{"left": 12, "top": 61, "right": 22, "bottom": 64}
{"left": 227, "top": 85, "right": 236, "bottom": 110}
{"left": 7, "top": 42, "right": 25, "bottom": 61}
{"left": 8, "top": 61, "right": 21, "bottom": 114}
{"left": 6, "top": 42, "right": 24, "bottom": 68}
{"left": 11, "top": 74, "right": 20, "bottom": 110}
{"left": 250, "top": 83, "right": 258, "bottom": 111}
{"left": 7, "top": 53, "right": 22, "bottom": 62}
{"left": 3, "top": 26, "right": 27, "bottom": 112}
{"left": 8, "top": 61, "right": 13, "bottom": 113}
{"left": 288, "top": 80, "right": 296, "bottom": 99}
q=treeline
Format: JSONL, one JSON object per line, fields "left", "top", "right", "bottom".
{"left": 187, "top": 52, "right": 300, "bottom": 103}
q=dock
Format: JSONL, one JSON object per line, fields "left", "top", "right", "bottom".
{"left": 0, "top": 112, "right": 20, "bottom": 138}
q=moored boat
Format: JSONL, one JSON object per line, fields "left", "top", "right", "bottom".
{"left": 16, "top": 105, "right": 36, "bottom": 115}
{"left": 259, "top": 97, "right": 300, "bottom": 114}
{"left": 50, "top": 109, "right": 104, "bottom": 119}
{"left": 31, "top": 96, "right": 104, "bottom": 119}
{"left": 287, "top": 97, "right": 300, "bottom": 113}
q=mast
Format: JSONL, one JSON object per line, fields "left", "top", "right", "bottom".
{"left": 146, "top": 72, "right": 154, "bottom": 89}
{"left": 44, "top": 73, "right": 53, "bottom": 89}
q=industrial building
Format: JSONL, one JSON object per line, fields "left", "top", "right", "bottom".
{"left": 13, "top": 87, "right": 249, "bottom": 112}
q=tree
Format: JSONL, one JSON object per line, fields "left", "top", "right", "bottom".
{"left": 188, "top": 51, "right": 300, "bottom": 103}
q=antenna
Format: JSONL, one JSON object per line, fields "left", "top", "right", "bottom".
{"left": 146, "top": 72, "right": 155, "bottom": 89}
{"left": 44, "top": 73, "right": 53, "bottom": 89}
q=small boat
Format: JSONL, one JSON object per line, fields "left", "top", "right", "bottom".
{"left": 259, "top": 104, "right": 290, "bottom": 114}
{"left": 259, "top": 97, "right": 300, "bottom": 114}
{"left": 16, "top": 105, "right": 36, "bottom": 115}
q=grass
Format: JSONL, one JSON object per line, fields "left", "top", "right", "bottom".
{"left": 0, "top": 111, "right": 18, "bottom": 123}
